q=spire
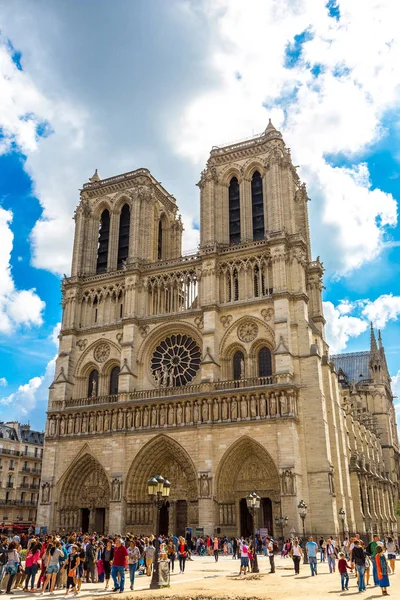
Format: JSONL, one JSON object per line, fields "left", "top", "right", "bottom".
{"left": 89, "top": 168, "right": 101, "bottom": 183}
{"left": 265, "top": 118, "right": 276, "bottom": 133}
{"left": 370, "top": 322, "right": 378, "bottom": 353}
{"left": 378, "top": 329, "right": 383, "bottom": 349}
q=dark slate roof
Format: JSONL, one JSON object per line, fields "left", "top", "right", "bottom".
{"left": 20, "top": 428, "right": 44, "bottom": 445}
{"left": 330, "top": 351, "right": 371, "bottom": 384}
{"left": 0, "top": 423, "right": 19, "bottom": 441}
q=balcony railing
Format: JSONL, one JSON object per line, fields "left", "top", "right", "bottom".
{"left": 0, "top": 499, "right": 37, "bottom": 506}
{"left": 0, "top": 448, "right": 20, "bottom": 456}
{"left": 20, "top": 483, "right": 40, "bottom": 490}
{"left": 52, "top": 374, "right": 295, "bottom": 410}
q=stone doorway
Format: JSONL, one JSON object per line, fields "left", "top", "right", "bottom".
{"left": 239, "top": 498, "right": 253, "bottom": 538}
{"left": 159, "top": 502, "right": 169, "bottom": 535}
{"left": 81, "top": 508, "right": 90, "bottom": 533}
{"left": 95, "top": 507, "right": 105, "bottom": 533}
{"left": 176, "top": 499, "right": 188, "bottom": 536}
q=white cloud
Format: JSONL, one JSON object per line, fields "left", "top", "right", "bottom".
{"left": 323, "top": 300, "right": 368, "bottom": 354}
{"left": 0, "top": 378, "right": 7, "bottom": 387}
{"left": 0, "top": 355, "right": 56, "bottom": 421}
{"left": 0, "top": 207, "right": 45, "bottom": 333}
{"left": 362, "top": 294, "right": 400, "bottom": 329}
{"left": 50, "top": 322, "right": 61, "bottom": 346}
{"left": 175, "top": 0, "right": 400, "bottom": 276}
{"left": 392, "top": 370, "right": 400, "bottom": 399}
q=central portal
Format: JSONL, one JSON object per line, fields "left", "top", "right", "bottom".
{"left": 240, "top": 498, "right": 253, "bottom": 538}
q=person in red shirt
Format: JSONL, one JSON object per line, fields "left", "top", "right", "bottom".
{"left": 111, "top": 538, "right": 128, "bottom": 593}
{"left": 338, "top": 551, "right": 353, "bottom": 591}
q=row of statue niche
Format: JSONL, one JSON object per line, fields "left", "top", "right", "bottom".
{"left": 154, "top": 364, "right": 178, "bottom": 388}
{"left": 49, "top": 391, "right": 296, "bottom": 436}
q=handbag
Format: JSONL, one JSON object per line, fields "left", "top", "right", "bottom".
{"left": 68, "top": 568, "right": 76, "bottom": 578}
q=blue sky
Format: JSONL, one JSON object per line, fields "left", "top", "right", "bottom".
{"left": 0, "top": 0, "right": 400, "bottom": 431}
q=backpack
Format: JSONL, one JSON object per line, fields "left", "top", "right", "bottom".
{"left": 0, "top": 546, "right": 7, "bottom": 566}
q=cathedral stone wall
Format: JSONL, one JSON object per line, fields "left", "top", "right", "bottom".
{"left": 38, "top": 123, "right": 400, "bottom": 539}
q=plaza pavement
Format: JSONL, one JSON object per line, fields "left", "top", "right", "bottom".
{"left": 5, "top": 555, "right": 399, "bottom": 599}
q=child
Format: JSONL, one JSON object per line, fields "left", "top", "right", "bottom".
{"left": 338, "top": 552, "right": 353, "bottom": 591}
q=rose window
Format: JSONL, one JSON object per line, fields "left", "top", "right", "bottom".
{"left": 151, "top": 334, "right": 201, "bottom": 387}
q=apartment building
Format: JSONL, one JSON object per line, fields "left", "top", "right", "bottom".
{"left": 0, "top": 422, "right": 44, "bottom": 530}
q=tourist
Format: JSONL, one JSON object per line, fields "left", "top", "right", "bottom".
{"left": 290, "top": 538, "right": 302, "bottom": 575}
{"left": 111, "top": 538, "right": 128, "bottom": 593}
{"left": 42, "top": 540, "right": 63, "bottom": 594}
{"left": 5, "top": 541, "right": 20, "bottom": 595}
{"left": 248, "top": 542, "right": 254, "bottom": 572}
{"left": 143, "top": 538, "right": 155, "bottom": 576}
{"left": 365, "top": 552, "right": 371, "bottom": 586}
{"left": 386, "top": 536, "right": 396, "bottom": 574}
{"left": 305, "top": 536, "right": 318, "bottom": 576}
{"left": 223, "top": 539, "right": 228, "bottom": 556}
{"left": 23, "top": 542, "right": 41, "bottom": 592}
{"left": 338, "top": 551, "right": 352, "bottom": 591}
{"left": 375, "top": 545, "right": 390, "bottom": 596}
{"left": 213, "top": 536, "right": 219, "bottom": 562}
{"left": 167, "top": 538, "right": 177, "bottom": 572}
{"left": 85, "top": 538, "right": 97, "bottom": 583}
{"left": 351, "top": 540, "right": 366, "bottom": 593}
{"left": 239, "top": 540, "right": 249, "bottom": 575}
{"left": 367, "top": 534, "right": 381, "bottom": 586}
{"left": 232, "top": 537, "right": 238, "bottom": 559}
{"left": 178, "top": 536, "right": 188, "bottom": 574}
{"left": 266, "top": 537, "right": 275, "bottom": 574}
{"left": 128, "top": 540, "right": 140, "bottom": 591}
{"left": 326, "top": 538, "right": 337, "bottom": 573}
{"left": 75, "top": 543, "right": 85, "bottom": 594}
{"left": 64, "top": 545, "right": 80, "bottom": 596}
{"left": 319, "top": 537, "right": 326, "bottom": 562}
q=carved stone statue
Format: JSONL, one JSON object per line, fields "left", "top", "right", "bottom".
{"left": 117, "top": 410, "right": 123, "bottom": 430}
{"left": 202, "top": 401, "right": 208, "bottom": 422}
{"left": 282, "top": 470, "right": 294, "bottom": 495}
{"left": 126, "top": 410, "right": 133, "bottom": 429}
{"left": 177, "top": 404, "right": 183, "bottom": 425}
{"left": 90, "top": 378, "right": 97, "bottom": 397}
{"left": 104, "top": 411, "right": 110, "bottom": 431}
{"left": 250, "top": 396, "right": 257, "bottom": 418}
{"left": 240, "top": 357, "right": 245, "bottom": 379}
{"left": 160, "top": 406, "right": 166, "bottom": 426}
{"left": 168, "top": 405, "right": 174, "bottom": 426}
{"left": 213, "top": 400, "right": 219, "bottom": 421}
{"left": 89, "top": 413, "right": 95, "bottom": 432}
{"left": 162, "top": 365, "right": 169, "bottom": 387}
{"left": 222, "top": 399, "right": 228, "bottom": 420}
{"left": 151, "top": 406, "right": 157, "bottom": 427}
{"left": 154, "top": 369, "right": 162, "bottom": 388}
{"left": 82, "top": 414, "right": 87, "bottom": 433}
{"left": 42, "top": 482, "right": 50, "bottom": 504}
{"left": 96, "top": 412, "right": 102, "bottom": 432}
{"left": 193, "top": 402, "right": 199, "bottom": 423}
{"left": 143, "top": 407, "right": 149, "bottom": 427}
{"left": 169, "top": 368, "right": 175, "bottom": 388}
{"left": 280, "top": 392, "right": 288, "bottom": 416}
{"left": 112, "top": 478, "right": 121, "bottom": 501}
{"left": 241, "top": 397, "right": 247, "bottom": 419}
{"left": 231, "top": 398, "right": 237, "bottom": 420}
{"left": 112, "top": 410, "right": 117, "bottom": 430}
{"left": 60, "top": 418, "right": 66, "bottom": 435}
{"left": 50, "top": 419, "right": 56, "bottom": 436}
{"left": 270, "top": 393, "right": 277, "bottom": 417}
{"left": 135, "top": 409, "right": 141, "bottom": 429}
{"left": 200, "top": 473, "right": 210, "bottom": 497}
{"left": 185, "top": 402, "right": 191, "bottom": 423}
{"left": 260, "top": 395, "right": 266, "bottom": 417}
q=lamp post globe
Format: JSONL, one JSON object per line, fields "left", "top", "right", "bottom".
{"left": 147, "top": 474, "right": 171, "bottom": 589}
{"left": 338, "top": 508, "right": 346, "bottom": 543}
{"left": 297, "top": 500, "right": 308, "bottom": 564}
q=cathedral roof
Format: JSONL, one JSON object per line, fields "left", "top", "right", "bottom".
{"left": 330, "top": 351, "right": 371, "bottom": 385}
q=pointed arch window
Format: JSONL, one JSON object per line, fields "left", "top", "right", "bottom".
{"left": 251, "top": 171, "right": 264, "bottom": 240}
{"left": 117, "top": 204, "right": 130, "bottom": 269}
{"left": 109, "top": 366, "right": 120, "bottom": 395}
{"left": 96, "top": 209, "right": 110, "bottom": 273}
{"left": 88, "top": 369, "right": 99, "bottom": 398}
{"left": 258, "top": 347, "right": 272, "bottom": 377}
{"left": 229, "top": 177, "right": 241, "bottom": 244}
{"left": 233, "top": 350, "right": 244, "bottom": 381}
{"left": 158, "top": 219, "right": 163, "bottom": 260}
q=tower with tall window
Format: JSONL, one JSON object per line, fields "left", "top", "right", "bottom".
{"left": 38, "top": 124, "right": 399, "bottom": 539}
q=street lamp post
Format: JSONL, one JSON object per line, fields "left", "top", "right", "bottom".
{"left": 246, "top": 492, "right": 261, "bottom": 573}
{"left": 338, "top": 508, "right": 346, "bottom": 545}
{"left": 274, "top": 515, "right": 289, "bottom": 545}
{"left": 147, "top": 474, "right": 171, "bottom": 589}
{"left": 297, "top": 500, "right": 308, "bottom": 564}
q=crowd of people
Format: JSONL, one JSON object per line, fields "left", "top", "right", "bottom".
{"left": 0, "top": 530, "right": 397, "bottom": 596}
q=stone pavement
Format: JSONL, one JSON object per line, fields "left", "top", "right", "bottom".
{"left": 5, "top": 555, "right": 399, "bottom": 599}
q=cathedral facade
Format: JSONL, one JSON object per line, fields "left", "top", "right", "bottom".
{"left": 37, "top": 122, "right": 400, "bottom": 539}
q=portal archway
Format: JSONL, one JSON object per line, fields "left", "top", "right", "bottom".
{"left": 215, "top": 436, "right": 280, "bottom": 537}
{"left": 125, "top": 434, "right": 198, "bottom": 535}
{"left": 58, "top": 453, "right": 110, "bottom": 533}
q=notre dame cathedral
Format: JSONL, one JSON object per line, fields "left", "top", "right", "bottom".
{"left": 38, "top": 121, "right": 400, "bottom": 539}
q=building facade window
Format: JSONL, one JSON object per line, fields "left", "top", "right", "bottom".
{"left": 117, "top": 204, "right": 130, "bottom": 269}
{"left": 96, "top": 209, "right": 110, "bottom": 274}
{"left": 109, "top": 366, "right": 120, "bottom": 395}
{"left": 229, "top": 177, "right": 241, "bottom": 244}
{"left": 258, "top": 347, "right": 272, "bottom": 377}
{"left": 158, "top": 219, "right": 163, "bottom": 260}
{"left": 251, "top": 171, "right": 264, "bottom": 240}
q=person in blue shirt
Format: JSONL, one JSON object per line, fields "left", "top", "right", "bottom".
{"left": 305, "top": 536, "right": 318, "bottom": 576}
